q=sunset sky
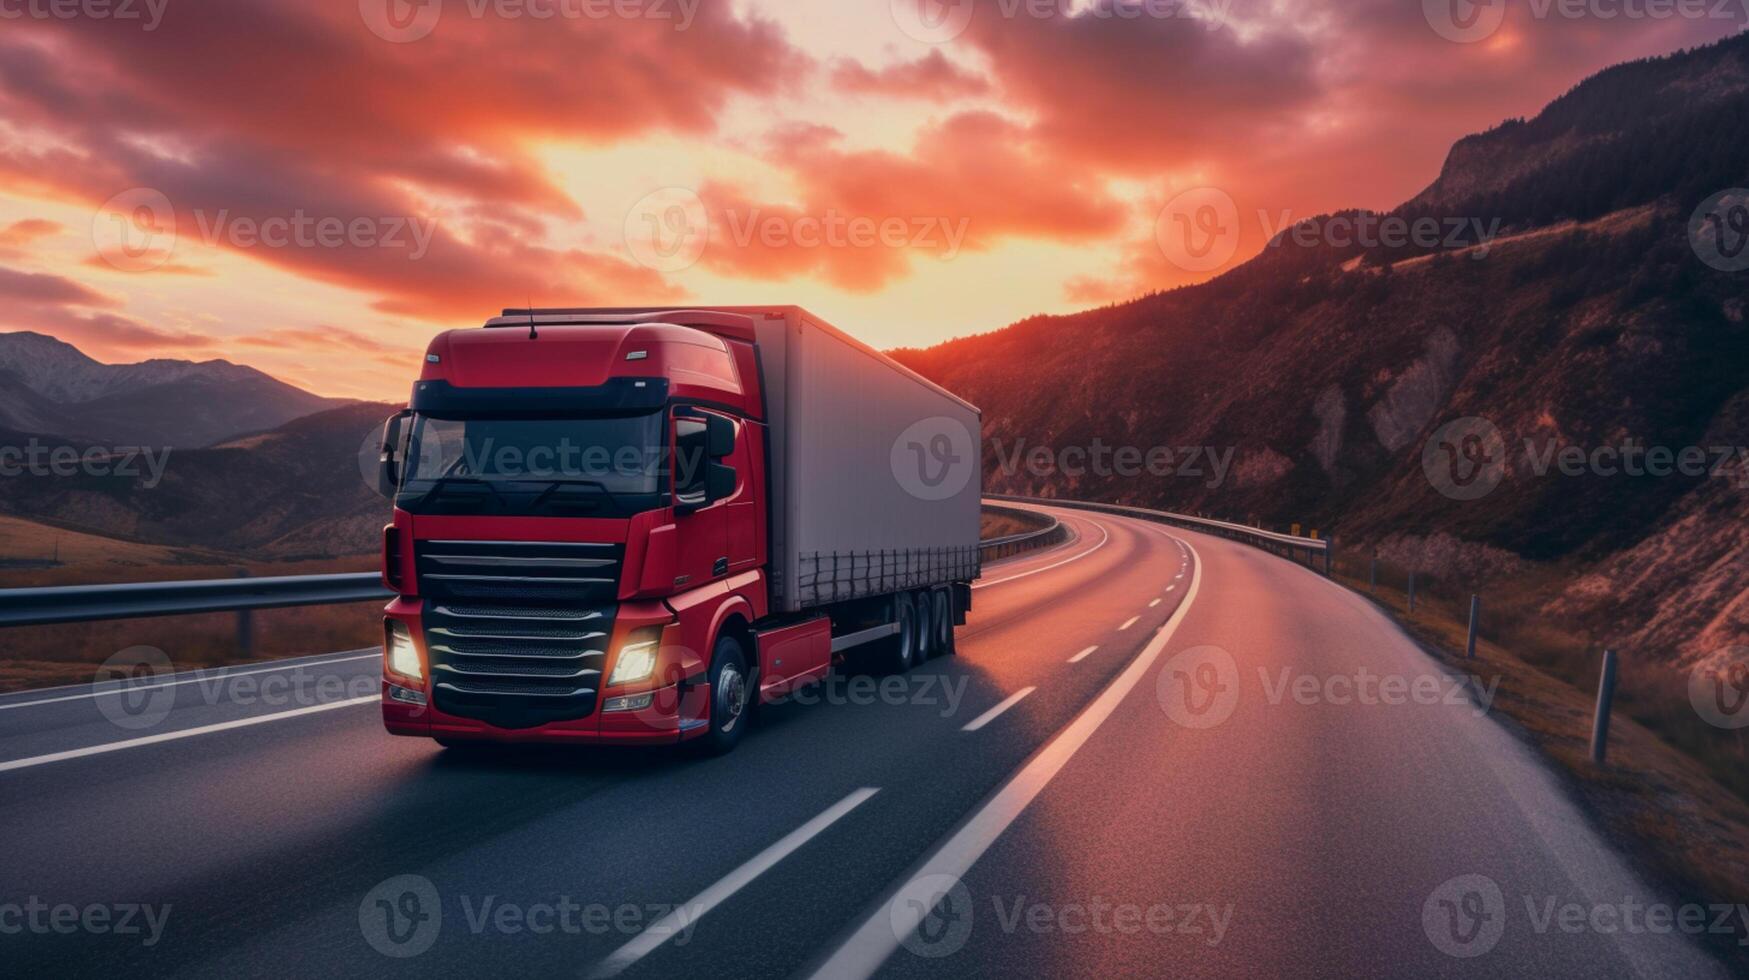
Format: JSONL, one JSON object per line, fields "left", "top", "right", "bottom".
{"left": 0, "top": 0, "right": 1741, "bottom": 400}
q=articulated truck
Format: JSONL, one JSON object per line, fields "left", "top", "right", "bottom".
{"left": 372, "top": 307, "right": 983, "bottom": 753}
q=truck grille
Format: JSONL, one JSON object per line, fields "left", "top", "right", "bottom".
{"left": 415, "top": 540, "right": 623, "bottom": 728}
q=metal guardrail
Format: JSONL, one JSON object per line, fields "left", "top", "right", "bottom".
{"left": 978, "top": 505, "right": 1070, "bottom": 562}
{"left": 985, "top": 493, "right": 1332, "bottom": 575}
{"left": 0, "top": 497, "right": 1302, "bottom": 630}
{"left": 0, "top": 573, "right": 389, "bottom": 628}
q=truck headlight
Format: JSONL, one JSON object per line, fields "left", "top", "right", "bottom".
{"left": 386, "top": 620, "right": 422, "bottom": 682}
{"left": 607, "top": 626, "right": 664, "bottom": 686}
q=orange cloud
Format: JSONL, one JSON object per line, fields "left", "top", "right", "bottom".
{"left": 0, "top": 218, "right": 61, "bottom": 259}
{"left": 830, "top": 51, "right": 990, "bottom": 99}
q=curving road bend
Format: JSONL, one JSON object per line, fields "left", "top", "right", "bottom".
{"left": 0, "top": 505, "right": 1731, "bottom": 978}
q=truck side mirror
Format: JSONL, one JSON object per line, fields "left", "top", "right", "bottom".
{"left": 707, "top": 414, "right": 735, "bottom": 458}
{"left": 374, "top": 412, "right": 410, "bottom": 499}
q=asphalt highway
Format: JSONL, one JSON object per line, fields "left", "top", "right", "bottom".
{"left": 0, "top": 505, "right": 1730, "bottom": 978}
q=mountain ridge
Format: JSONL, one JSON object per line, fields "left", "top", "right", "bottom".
{"left": 892, "top": 31, "right": 1749, "bottom": 667}
{"left": 0, "top": 331, "right": 352, "bottom": 446}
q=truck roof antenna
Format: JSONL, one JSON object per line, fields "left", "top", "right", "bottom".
{"left": 525, "top": 297, "right": 538, "bottom": 340}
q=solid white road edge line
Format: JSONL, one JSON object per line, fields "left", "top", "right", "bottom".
{"left": 589, "top": 787, "right": 881, "bottom": 978}
{"left": 961, "top": 688, "right": 1036, "bottom": 732}
{"left": 806, "top": 534, "right": 1203, "bottom": 980}
{"left": 973, "top": 520, "right": 1110, "bottom": 589}
{"left": 0, "top": 652, "right": 380, "bottom": 712}
{"left": 0, "top": 695, "right": 380, "bottom": 773}
{"left": 1067, "top": 645, "right": 1098, "bottom": 664}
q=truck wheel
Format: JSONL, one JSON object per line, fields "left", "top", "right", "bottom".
{"left": 694, "top": 635, "right": 752, "bottom": 756}
{"left": 932, "top": 589, "right": 955, "bottom": 655}
{"left": 878, "top": 593, "right": 919, "bottom": 673}
{"left": 914, "top": 590, "right": 936, "bottom": 661}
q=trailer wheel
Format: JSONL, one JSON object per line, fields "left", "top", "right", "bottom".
{"left": 877, "top": 593, "right": 919, "bottom": 674}
{"left": 693, "top": 635, "right": 752, "bottom": 756}
{"left": 932, "top": 589, "right": 954, "bottom": 655}
{"left": 914, "top": 590, "right": 936, "bottom": 661}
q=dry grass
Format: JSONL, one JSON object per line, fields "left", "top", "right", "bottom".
{"left": 0, "top": 602, "right": 384, "bottom": 691}
{"left": 981, "top": 506, "right": 1056, "bottom": 540}
{"left": 1334, "top": 561, "right": 1749, "bottom": 965}
{"left": 0, "top": 515, "right": 380, "bottom": 691}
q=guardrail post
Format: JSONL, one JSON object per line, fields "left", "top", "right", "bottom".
{"left": 1407, "top": 572, "right": 1416, "bottom": 613}
{"left": 1368, "top": 557, "right": 1377, "bottom": 593}
{"left": 235, "top": 568, "right": 253, "bottom": 658}
{"left": 1465, "top": 595, "right": 1480, "bottom": 658}
{"left": 1591, "top": 649, "right": 1618, "bottom": 766}
{"left": 1324, "top": 537, "right": 1333, "bottom": 577}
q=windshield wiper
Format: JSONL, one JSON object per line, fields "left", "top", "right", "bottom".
{"left": 524, "top": 478, "right": 617, "bottom": 513}
{"left": 405, "top": 474, "right": 502, "bottom": 510}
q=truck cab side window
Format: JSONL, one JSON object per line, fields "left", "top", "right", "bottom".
{"left": 674, "top": 416, "right": 710, "bottom": 510}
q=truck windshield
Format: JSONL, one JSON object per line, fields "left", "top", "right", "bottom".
{"left": 396, "top": 413, "right": 666, "bottom": 518}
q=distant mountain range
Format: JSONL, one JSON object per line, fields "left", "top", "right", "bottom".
{"left": 0, "top": 333, "right": 392, "bottom": 560}
{"left": 0, "top": 402, "right": 398, "bottom": 560}
{"left": 894, "top": 33, "right": 1749, "bottom": 667}
{"left": 0, "top": 331, "right": 351, "bottom": 447}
